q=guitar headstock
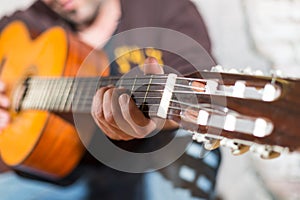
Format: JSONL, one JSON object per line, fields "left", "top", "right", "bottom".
{"left": 166, "top": 66, "right": 300, "bottom": 159}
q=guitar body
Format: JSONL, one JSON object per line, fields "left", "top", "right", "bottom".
{"left": 0, "top": 21, "right": 108, "bottom": 179}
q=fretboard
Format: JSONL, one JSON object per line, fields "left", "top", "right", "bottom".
{"left": 21, "top": 75, "right": 178, "bottom": 114}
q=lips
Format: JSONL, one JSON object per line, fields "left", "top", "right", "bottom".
{"left": 61, "top": 0, "right": 75, "bottom": 11}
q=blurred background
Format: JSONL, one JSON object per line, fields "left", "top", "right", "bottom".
{"left": 1, "top": 0, "right": 300, "bottom": 199}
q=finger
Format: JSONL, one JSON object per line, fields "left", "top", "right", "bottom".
{"left": 143, "top": 57, "right": 164, "bottom": 75}
{"left": 96, "top": 120, "right": 121, "bottom": 140}
{"left": 102, "top": 88, "right": 118, "bottom": 126}
{"left": 91, "top": 86, "right": 113, "bottom": 127}
{"left": 0, "top": 109, "right": 10, "bottom": 131}
{"left": 97, "top": 120, "right": 134, "bottom": 141}
{"left": 92, "top": 87, "right": 136, "bottom": 140}
{"left": 0, "top": 94, "right": 10, "bottom": 108}
{"left": 103, "top": 88, "right": 137, "bottom": 136}
{"left": 92, "top": 87, "right": 123, "bottom": 140}
{"left": 119, "top": 93, "right": 156, "bottom": 138}
{"left": 0, "top": 81, "right": 6, "bottom": 93}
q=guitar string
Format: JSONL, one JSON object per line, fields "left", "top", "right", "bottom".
{"left": 26, "top": 80, "right": 214, "bottom": 99}
{"left": 23, "top": 80, "right": 227, "bottom": 123}
{"left": 25, "top": 88, "right": 211, "bottom": 110}
{"left": 23, "top": 89, "right": 214, "bottom": 113}
{"left": 24, "top": 76, "right": 221, "bottom": 111}
{"left": 23, "top": 84, "right": 208, "bottom": 115}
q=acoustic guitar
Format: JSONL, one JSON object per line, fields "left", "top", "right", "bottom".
{"left": 0, "top": 21, "right": 300, "bottom": 180}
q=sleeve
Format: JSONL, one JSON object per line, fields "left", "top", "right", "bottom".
{"left": 0, "top": 1, "right": 72, "bottom": 37}
{"left": 159, "top": 0, "right": 216, "bottom": 74}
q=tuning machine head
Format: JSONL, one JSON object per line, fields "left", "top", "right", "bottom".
{"left": 250, "top": 144, "right": 281, "bottom": 159}
{"left": 220, "top": 138, "right": 250, "bottom": 156}
{"left": 192, "top": 133, "right": 221, "bottom": 150}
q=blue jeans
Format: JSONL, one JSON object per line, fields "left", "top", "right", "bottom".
{"left": 0, "top": 170, "right": 206, "bottom": 200}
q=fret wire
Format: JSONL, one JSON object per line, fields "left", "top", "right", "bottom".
{"left": 108, "top": 77, "right": 112, "bottom": 85}
{"left": 58, "top": 78, "right": 69, "bottom": 111}
{"left": 39, "top": 78, "right": 48, "bottom": 110}
{"left": 130, "top": 75, "right": 138, "bottom": 96}
{"left": 43, "top": 78, "right": 51, "bottom": 110}
{"left": 118, "top": 77, "right": 124, "bottom": 88}
{"left": 78, "top": 79, "right": 86, "bottom": 112}
{"left": 58, "top": 78, "right": 66, "bottom": 111}
{"left": 40, "top": 78, "right": 48, "bottom": 109}
{"left": 53, "top": 78, "right": 63, "bottom": 111}
{"left": 72, "top": 79, "right": 85, "bottom": 112}
{"left": 43, "top": 78, "right": 50, "bottom": 110}
{"left": 80, "top": 78, "right": 98, "bottom": 112}
{"left": 55, "top": 78, "right": 63, "bottom": 111}
{"left": 47, "top": 78, "right": 54, "bottom": 110}
{"left": 142, "top": 75, "right": 153, "bottom": 102}
{"left": 33, "top": 79, "right": 39, "bottom": 109}
{"left": 28, "top": 79, "right": 36, "bottom": 109}
{"left": 65, "top": 78, "right": 76, "bottom": 112}
{"left": 35, "top": 78, "right": 42, "bottom": 109}
{"left": 30, "top": 79, "right": 37, "bottom": 109}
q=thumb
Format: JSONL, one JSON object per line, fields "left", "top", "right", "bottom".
{"left": 143, "top": 57, "right": 164, "bottom": 75}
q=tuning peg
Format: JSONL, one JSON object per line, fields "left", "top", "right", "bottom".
{"left": 270, "top": 69, "right": 286, "bottom": 78}
{"left": 228, "top": 68, "right": 239, "bottom": 74}
{"left": 192, "top": 133, "right": 208, "bottom": 143}
{"left": 203, "top": 138, "right": 220, "bottom": 150}
{"left": 241, "top": 67, "right": 253, "bottom": 75}
{"left": 254, "top": 70, "right": 264, "bottom": 76}
{"left": 250, "top": 144, "right": 281, "bottom": 159}
{"left": 220, "top": 138, "right": 249, "bottom": 156}
{"left": 192, "top": 133, "right": 221, "bottom": 150}
{"left": 210, "top": 65, "right": 224, "bottom": 72}
{"left": 231, "top": 144, "right": 250, "bottom": 156}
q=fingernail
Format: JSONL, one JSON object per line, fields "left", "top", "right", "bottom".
{"left": 0, "top": 113, "right": 10, "bottom": 123}
{"left": 119, "top": 94, "right": 129, "bottom": 106}
{"left": 146, "top": 57, "right": 158, "bottom": 64}
{"left": 2, "top": 98, "right": 10, "bottom": 107}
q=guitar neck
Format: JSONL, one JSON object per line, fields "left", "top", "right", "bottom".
{"left": 17, "top": 71, "right": 300, "bottom": 151}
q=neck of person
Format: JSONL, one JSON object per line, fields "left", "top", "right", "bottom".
{"left": 77, "top": 0, "right": 121, "bottom": 49}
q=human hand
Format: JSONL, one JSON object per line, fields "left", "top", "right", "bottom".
{"left": 91, "top": 57, "right": 168, "bottom": 141}
{"left": 0, "top": 81, "right": 10, "bottom": 131}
